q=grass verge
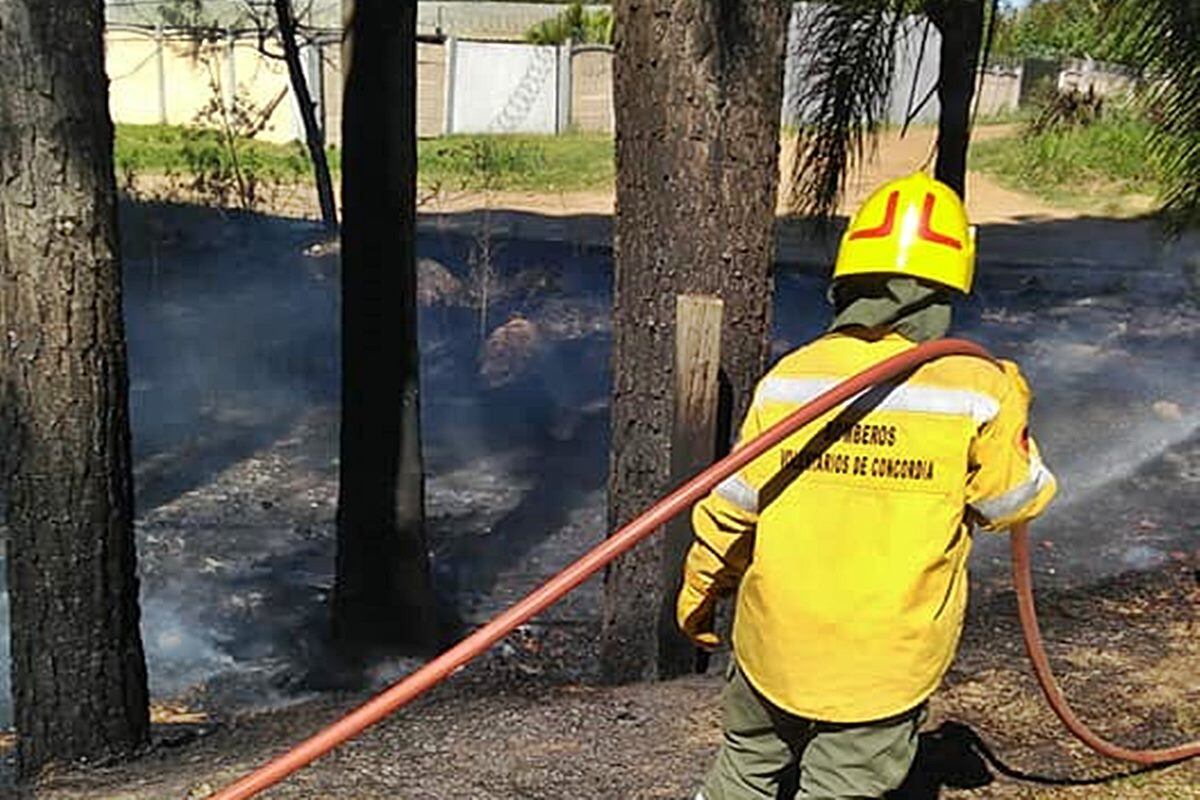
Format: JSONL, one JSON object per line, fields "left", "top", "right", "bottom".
{"left": 971, "top": 114, "right": 1164, "bottom": 215}
{"left": 114, "top": 124, "right": 316, "bottom": 182}
{"left": 114, "top": 124, "right": 614, "bottom": 193}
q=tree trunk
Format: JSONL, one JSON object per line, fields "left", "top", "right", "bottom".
{"left": 0, "top": 0, "right": 149, "bottom": 775}
{"left": 928, "top": 0, "right": 985, "bottom": 197}
{"left": 602, "top": 0, "right": 789, "bottom": 683}
{"left": 333, "top": 0, "right": 439, "bottom": 651}
{"left": 274, "top": 0, "right": 339, "bottom": 230}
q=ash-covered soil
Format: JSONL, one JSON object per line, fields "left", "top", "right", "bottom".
{"left": 20, "top": 564, "right": 1200, "bottom": 799}
{"left": 2, "top": 199, "right": 1198, "bottom": 798}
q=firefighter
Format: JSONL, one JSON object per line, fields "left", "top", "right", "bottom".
{"left": 678, "top": 172, "right": 1057, "bottom": 800}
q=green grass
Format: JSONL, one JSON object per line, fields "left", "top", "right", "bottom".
{"left": 419, "top": 134, "right": 613, "bottom": 192}
{"left": 971, "top": 113, "right": 1164, "bottom": 213}
{"left": 113, "top": 124, "right": 614, "bottom": 193}
{"left": 114, "top": 123, "right": 317, "bottom": 181}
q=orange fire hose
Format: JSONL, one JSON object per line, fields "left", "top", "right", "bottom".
{"left": 1010, "top": 521, "right": 1200, "bottom": 765}
{"left": 208, "top": 338, "right": 1197, "bottom": 799}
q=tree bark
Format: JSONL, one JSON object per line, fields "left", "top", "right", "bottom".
{"left": 0, "top": 0, "right": 149, "bottom": 775}
{"left": 928, "top": 0, "right": 985, "bottom": 198}
{"left": 333, "top": 0, "right": 439, "bottom": 651}
{"left": 274, "top": 0, "right": 339, "bottom": 230}
{"left": 602, "top": 0, "right": 789, "bottom": 683}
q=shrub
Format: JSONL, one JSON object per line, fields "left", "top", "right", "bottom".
{"left": 526, "top": 2, "right": 613, "bottom": 46}
{"left": 974, "top": 106, "right": 1163, "bottom": 208}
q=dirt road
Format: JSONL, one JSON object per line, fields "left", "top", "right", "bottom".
{"left": 417, "top": 125, "right": 1074, "bottom": 225}
{"left": 134, "top": 125, "right": 1070, "bottom": 226}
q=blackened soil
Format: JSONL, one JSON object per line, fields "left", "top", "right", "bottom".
{"left": 18, "top": 562, "right": 1198, "bottom": 800}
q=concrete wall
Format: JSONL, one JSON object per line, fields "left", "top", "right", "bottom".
{"left": 106, "top": 28, "right": 166, "bottom": 126}
{"left": 1057, "top": 58, "right": 1138, "bottom": 99}
{"left": 106, "top": 18, "right": 1145, "bottom": 150}
{"left": 569, "top": 46, "right": 614, "bottom": 133}
{"left": 449, "top": 40, "right": 561, "bottom": 134}
{"left": 976, "top": 66, "right": 1022, "bottom": 118}
{"left": 319, "top": 40, "right": 449, "bottom": 145}
{"left": 106, "top": 28, "right": 303, "bottom": 144}
{"left": 321, "top": 41, "right": 344, "bottom": 147}
{"left": 103, "top": 1, "right": 610, "bottom": 40}
{"left": 418, "top": 42, "right": 449, "bottom": 138}
{"left": 888, "top": 16, "right": 941, "bottom": 126}
{"left": 972, "top": 58, "right": 1136, "bottom": 118}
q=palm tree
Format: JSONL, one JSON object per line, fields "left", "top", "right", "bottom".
{"left": 1116, "top": 0, "right": 1200, "bottom": 229}
{"left": 787, "top": 0, "right": 993, "bottom": 218}
{"left": 789, "top": 0, "right": 1199, "bottom": 228}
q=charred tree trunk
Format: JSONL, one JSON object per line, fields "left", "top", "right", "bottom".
{"left": 333, "top": 0, "right": 439, "bottom": 651}
{"left": 274, "top": 0, "right": 338, "bottom": 230}
{"left": 602, "top": 0, "right": 789, "bottom": 682}
{"left": 0, "top": 0, "right": 149, "bottom": 776}
{"left": 928, "top": 0, "right": 985, "bottom": 197}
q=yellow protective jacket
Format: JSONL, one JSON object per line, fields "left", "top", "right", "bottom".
{"left": 677, "top": 330, "right": 1056, "bottom": 722}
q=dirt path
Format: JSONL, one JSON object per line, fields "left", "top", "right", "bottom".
{"left": 820, "top": 125, "right": 1078, "bottom": 224}
{"left": 129, "top": 125, "right": 1077, "bottom": 226}
{"left": 415, "top": 125, "right": 1075, "bottom": 224}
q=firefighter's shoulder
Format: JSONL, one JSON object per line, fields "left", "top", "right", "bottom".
{"left": 768, "top": 330, "right": 915, "bottom": 375}
{"left": 915, "top": 353, "right": 1030, "bottom": 411}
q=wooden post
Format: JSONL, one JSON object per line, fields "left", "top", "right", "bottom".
{"left": 658, "top": 294, "right": 724, "bottom": 678}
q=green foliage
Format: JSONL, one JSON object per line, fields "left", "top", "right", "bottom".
{"left": 526, "top": 2, "right": 613, "bottom": 45}
{"left": 1112, "top": 0, "right": 1200, "bottom": 229}
{"left": 156, "top": 0, "right": 249, "bottom": 39}
{"left": 990, "top": 0, "right": 1139, "bottom": 62}
{"left": 115, "top": 126, "right": 615, "bottom": 194}
{"left": 423, "top": 137, "right": 544, "bottom": 191}
{"left": 419, "top": 134, "right": 614, "bottom": 192}
{"left": 973, "top": 110, "right": 1164, "bottom": 210}
{"left": 987, "top": 0, "right": 1198, "bottom": 226}
{"left": 116, "top": 124, "right": 314, "bottom": 179}
{"left": 1027, "top": 86, "right": 1105, "bottom": 134}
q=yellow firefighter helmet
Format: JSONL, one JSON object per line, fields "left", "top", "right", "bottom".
{"left": 833, "top": 172, "right": 977, "bottom": 293}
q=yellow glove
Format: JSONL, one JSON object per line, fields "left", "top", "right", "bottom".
{"left": 676, "top": 578, "right": 721, "bottom": 650}
{"left": 675, "top": 491, "right": 756, "bottom": 650}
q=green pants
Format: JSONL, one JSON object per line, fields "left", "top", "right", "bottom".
{"left": 698, "top": 664, "right": 925, "bottom": 800}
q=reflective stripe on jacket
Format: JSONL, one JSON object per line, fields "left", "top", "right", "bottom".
{"left": 678, "top": 330, "right": 1057, "bottom": 722}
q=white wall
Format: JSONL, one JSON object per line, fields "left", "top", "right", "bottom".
{"left": 450, "top": 40, "right": 560, "bottom": 134}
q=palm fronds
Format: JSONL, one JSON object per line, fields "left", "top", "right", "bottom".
{"left": 526, "top": 2, "right": 613, "bottom": 46}
{"left": 785, "top": 1, "right": 909, "bottom": 221}
{"left": 1116, "top": 0, "right": 1200, "bottom": 229}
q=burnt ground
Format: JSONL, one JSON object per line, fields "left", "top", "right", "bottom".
{"left": 1, "top": 199, "right": 1198, "bottom": 798}
{"left": 18, "top": 565, "right": 1200, "bottom": 800}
